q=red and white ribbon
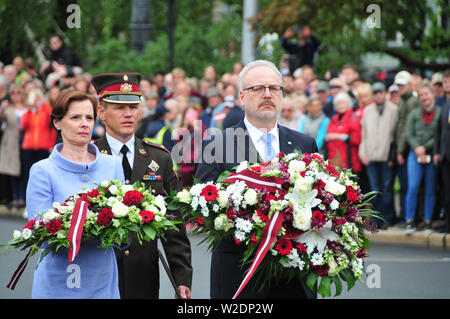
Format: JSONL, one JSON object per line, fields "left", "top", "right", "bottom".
{"left": 223, "top": 167, "right": 287, "bottom": 299}
{"left": 67, "top": 197, "right": 88, "bottom": 263}
{"left": 232, "top": 210, "right": 285, "bottom": 299}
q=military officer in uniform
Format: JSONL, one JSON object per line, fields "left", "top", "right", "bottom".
{"left": 91, "top": 72, "right": 192, "bottom": 299}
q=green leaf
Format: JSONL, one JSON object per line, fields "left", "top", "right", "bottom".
{"left": 143, "top": 224, "right": 156, "bottom": 240}
{"left": 318, "top": 276, "right": 332, "bottom": 298}
{"left": 332, "top": 276, "right": 343, "bottom": 297}
{"left": 339, "top": 269, "right": 356, "bottom": 291}
{"left": 306, "top": 272, "right": 319, "bottom": 291}
{"left": 362, "top": 237, "right": 370, "bottom": 250}
{"left": 127, "top": 224, "right": 139, "bottom": 233}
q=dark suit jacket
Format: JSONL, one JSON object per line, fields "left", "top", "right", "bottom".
{"left": 434, "top": 100, "right": 450, "bottom": 162}
{"left": 195, "top": 119, "right": 318, "bottom": 299}
{"left": 95, "top": 136, "right": 192, "bottom": 299}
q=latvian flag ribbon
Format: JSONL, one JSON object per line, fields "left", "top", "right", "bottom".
{"left": 223, "top": 168, "right": 287, "bottom": 299}
{"left": 67, "top": 197, "right": 89, "bottom": 263}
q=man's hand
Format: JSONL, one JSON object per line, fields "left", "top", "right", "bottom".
{"left": 283, "top": 28, "right": 295, "bottom": 39}
{"left": 177, "top": 285, "right": 191, "bottom": 299}
{"left": 397, "top": 154, "right": 405, "bottom": 165}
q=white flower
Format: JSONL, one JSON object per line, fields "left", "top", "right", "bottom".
{"left": 154, "top": 215, "right": 162, "bottom": 222}
{"left": 201, "top": 207, "right": 210, "bottom": 217}
{"left": 236, "top": 161, "right": 249, "bottom": 173}
{"left": 234, "top": 230, "right": 247, "bottom": 241}
{"left": 189, "top": 184, "right": 204, "bottom": 197}
{"left": 311, "top": 253, "right": 324, "bottom": 266}
{"left": 330, "top": 199, "right": 340, "bottom": 210}
{"left": 56, "top": 231, "right": 66, "bottom": 239}
{"left": 154, "top": 195, "right": 166, "bottom": 215}
{"left": 280, "top": 250, "right": 305, "bottom": 270}
{"left": 214, "top": 214, "right": 233, "bottom": 231}
{"left": 212, "top": 204, "right": 219, "bottom": 212}
{"left": 297, "top": 220, "right": 340, "bottom": 254}
{"left": 53, "top": 202, "right": 72, "bottom": 214}
{"left": 111, "top": 201, "right": 129, "bottom": 218}
{"left": 243, "top": 189, "right": 258, "bottom": 206}
{"left": 351, "top": 258, "right": 364, "bottom": 278}
{"left": 198, "top": 196, "right": 208, "bottom": 209}
{"left": 109, "top": 184, "right": 118, "bottom": 195}
{"left": 13, "top": 230, "right": 22, "bottom": 240}
{"left": 235, "top": 218, "right": 253, "bottom": 233}
{"left": 122, "top": 185, "right": 134, "bottom": 193}
{"left": 42, "top": 210, "right": 60, "bottom": 223}
{"left": 177, "top": 189, "right": 192, "bottom": 204}
{"left": 289, "top": 160, "right": 306, "bottom": 172}
{"left": 292, "top": 207, "right": 312, "bottom": 231}
{"left": 217, "top": 190, "right": 229, "bottom": 208}
{"left": 107, "top": 196, "right": 119, "bottom": 207}
{"left": 324, "top": 180, "right": 346, "bottom": 196}
{"left": 101, "top": 180, "right": 110, "bottom": 187}
{"left": 294, "top": 175, "right": 314, "bottom": 193}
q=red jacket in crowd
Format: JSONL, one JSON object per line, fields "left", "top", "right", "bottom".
{"left": 21, "top": 102, "right": 57, "bottom": 151}
{"left": 325, "top": 109, "right": 362, "bottom": 173}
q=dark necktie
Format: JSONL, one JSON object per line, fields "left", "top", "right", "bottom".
{"left": 120, "top": 144, "right": 132, "bottom": 182}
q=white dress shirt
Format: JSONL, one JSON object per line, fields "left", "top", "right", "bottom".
{"left": 105, "top": 133, "right": 135, "bottom": 169}
{"left": 244, "top": 117, "right": 280, "bottom": 162}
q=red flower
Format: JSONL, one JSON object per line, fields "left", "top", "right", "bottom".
{"left": 46, "top": 219, "right": 62, "bottom": 234}
{"left": 347, "top": 191, "right": 358, "bottom": 203}
{"left": 332, "top": 218, "right": 347, "bottom": 226}
{"left": 249, "top": 235, "right": 258, "bottom": 246}
{"left": 195, "top": 216, "right": 206, "bottom": 226}
{"left": 140, "top": 210, "right": 155, "bottom": 223}
{"left": 277, "top": 152, "right": 285, "bottom": 159}
{"left": 97, "top": 208, "right": 114, "bottom": 226}
{"left": 227, "top": 208, "right": 236, "bottom": 220}
{"left": 123, "top": 190, "right": 144, "bottom": 206}
{"left": 326, "top": 164, "right": 339, "bottom": 177}
{"left": 234, "top": 238, "right": 241, "bottom": 245}
{"left": 311, "top": 210, "right": 326, "bottom": 228}
{"left": 274, "top": 238, "right": 293, "bottom": 256}
{"left": 314, "top": 179, "right": 326, "bottom": 190}
{"left": 296, "top": 242, "right": 307, "bottom": 254}
{"left": 200, "top": 185, "right": 219, "bottom": 202}
{"left": 311, "top": 263, "right": 329, "bottom": 276}
{"left": 86, "top": 188, "right": 100, "bottom": 199}
{"left": 256, "top": 207, "right": 269, "bottom": 223}
{"left": 311, "top": 153, "right": 323, "bottom": 163}
{"left": 23, "top": 219, "right": 36, "bottom": 230}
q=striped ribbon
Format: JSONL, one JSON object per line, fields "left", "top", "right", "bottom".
{"left": 223, "top": 167, "right": 287, "bottom": 299}
{"left": 6, "top": 248, "right": 32, "bottom": 290}
{"left": 67, "top": 197, "right": 89, "bottom": 263}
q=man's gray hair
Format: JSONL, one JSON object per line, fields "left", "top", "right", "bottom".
{"left": 238, "top": 60, "right": 283, "bottom": 91}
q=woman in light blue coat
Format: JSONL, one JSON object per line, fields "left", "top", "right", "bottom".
{"left": 299, "top": 95, "right": 330, "bottom": 154}
{"left": 26, "top": 90, "right": 124, "bottom": 299}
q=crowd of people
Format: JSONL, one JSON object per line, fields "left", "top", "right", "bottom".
{"left": 0, "top": 34, "right": 449, "bottom": 235}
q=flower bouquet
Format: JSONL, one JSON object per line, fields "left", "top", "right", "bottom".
{"left": 169, "top": 151, "right": 379, "bottom": 298}
{"left": 1, "top": 180, "right": 179, "bottom": 289}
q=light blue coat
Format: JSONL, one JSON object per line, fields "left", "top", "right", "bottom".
{"left": 26, "top": 143, "right": 124, "bottom": 299}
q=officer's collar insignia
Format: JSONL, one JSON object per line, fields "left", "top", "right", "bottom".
{"left": 149, "top": 160, "right": 159, "bottom": 172}
{"left": 138, "top": 148, "right": 148, "bottom": 157}
{"left": 101, "top": 149, "right": 109, "bottom": 155}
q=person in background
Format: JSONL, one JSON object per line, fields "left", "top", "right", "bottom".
{"left": 431, "top": 72, "right": 446, "bottom": 107}
{"left": 388, "top": 84, "right": 400, "bottom": 106}
{"left": 278, "top": 96, "right": 304, "bottom": 130}
{"left": 299, "top": 94, "right": 330, "bottom": 154}
{"left": 359, "top": 82, "right": 398, "bottom": 229}
{"left": 395, "top": 70, "right": 422, "bottom": 223}
{"left": 200, "top": 87, "right": 222, "bottom": 129}
{"left": 433, "top": 69, "right": 450, "bottom": 233}
{"left": 404, "top": 84, "right": 441, "bottom": 233}
{"left": 324, "top": 91, "right": 362, "bottom": 174}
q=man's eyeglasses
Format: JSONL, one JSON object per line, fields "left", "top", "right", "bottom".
{"left": 243, "top": 85, "right": 284, "bottom": 95}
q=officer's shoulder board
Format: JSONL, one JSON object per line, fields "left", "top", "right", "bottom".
{"left": 141, "top": 138, "right": 170, "bottom": 154}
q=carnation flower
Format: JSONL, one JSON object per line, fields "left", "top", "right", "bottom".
{"left": 42, "top": 210, "right": 60, "bottom": 224}
{"left": 86, "top": 188, "right": 100, "bottom": 199}
{"left": 123, "top": 190, "right": 144, "bottom": 206}
{"left": 46, "top": 219, "right": 62, "bottom": 234}
{"left": 22, "top": 228, "right": 32, "bottom": 240}
{"left": 108, "top": 184, "right": 118, "bottom": 195}
{"left": 235, "top": 218, "right": 253, "bottom": 233}
{"left": 13, "top": 230, "right": 21, "bottom": 240}
{"left": 97, "top": 208, "right": 114, "bottom": 226}
{"left": 311, "top": 253, "right": 324, "bottom": 266}
{"left": 23, "top": 219, "right": 36, "bottom": 230}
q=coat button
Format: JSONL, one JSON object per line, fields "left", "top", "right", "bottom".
{"left": 124, "top": 250, "right": 130, "bottom": 256}
{"left": 152, "top": 189, "right": 156, "bottom": 194}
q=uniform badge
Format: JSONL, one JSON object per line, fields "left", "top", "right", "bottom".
{"left": 149, "top": 160, "right": 159, "bottom": 172}
{"left": 101, "top": 149, "right": 109, "bottom": 155}
{"left": 138, "top": 148, "right": 148, "bottom": 157}
{"left": 120, "top": 83, "right": 133, "bottom": 92}
{"left": 123, "top": 74, "right": 128, "bottom": 81}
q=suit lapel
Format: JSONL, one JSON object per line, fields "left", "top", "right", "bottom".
{"left": 278, "top": 125, "right": 295, "bottom": 154}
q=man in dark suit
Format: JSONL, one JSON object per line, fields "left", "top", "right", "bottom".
{"left": 433, "top": 69, "right": 450, "bottom": 233}
{"left": 195, "top": 60, "right": 318, "bottom": 299}
{"left": 91, "top": 73, "right": 192, "bottom": 299}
